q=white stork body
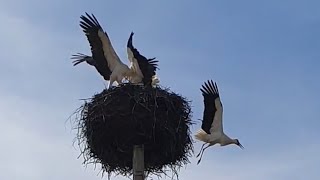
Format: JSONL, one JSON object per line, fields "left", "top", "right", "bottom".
{"left": 195, "top": 80, "right": 244, "bottom": 164}
{"left": 108, "top": 64, "right": 131, "bottom": 87}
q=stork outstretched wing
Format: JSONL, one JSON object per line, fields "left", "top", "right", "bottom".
{"left": 78, "top": 13, "right": 123, "bottom": 80}
{"left": 200, "top": 80, "right": 223, "bottom": 134}
{"left": 127, "top": 32, "right": 159, "bottom": 87}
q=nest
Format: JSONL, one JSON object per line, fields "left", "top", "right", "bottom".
{"left": 72, "top": 83, "right": 193, "bottom": 179}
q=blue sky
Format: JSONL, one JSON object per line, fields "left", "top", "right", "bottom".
{"left": 0, "top": 0, "right": 319, "bottom": 179}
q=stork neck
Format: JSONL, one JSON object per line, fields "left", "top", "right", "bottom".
{"left": 220, "top": 134, "right": 233, "bottom": 146}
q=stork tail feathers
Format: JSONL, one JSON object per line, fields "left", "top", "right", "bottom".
{"left": 195, "top": 129, "right": 210, "bottom": 143}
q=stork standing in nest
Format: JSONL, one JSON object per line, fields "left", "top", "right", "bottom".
{"left": 195, "top": 80, "right": 244, "bottom": 165}
{"left": 71, "top": 13, "right": 159, "bottom": 88}
{"left": 126, "top": 32, "right": 160, "bottom": 87}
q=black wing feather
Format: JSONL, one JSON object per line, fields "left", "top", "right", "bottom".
{"left": 200, "top": 80, "right": 220, "bottom": 134}
{"left": 71, "top": 53, "right": 96, "bottom": 66}
{"left": 127, "top": 32, "right": 159, "bottom": 87}
{"left": 79, "top": 13, "right": 112, "bottom": 80}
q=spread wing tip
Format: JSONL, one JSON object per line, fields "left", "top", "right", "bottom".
{"left": 79, "top": 12, "right": 102, "bottom": 32}
{"left": 200, "top": 79, "right": 220, "bottom": 97}
{"left": 127, "top": 31, "right": 134, "bottom": 48}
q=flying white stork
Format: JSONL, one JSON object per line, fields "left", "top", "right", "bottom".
{"left": 71, "top": 13, "right": 159, "bottom": 88}
{"left": 195, "top": 80, "right": 244, "bottom": 165}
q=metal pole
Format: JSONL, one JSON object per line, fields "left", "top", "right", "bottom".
{"left": 133, "top": 144, "right": 145, "bottom": 180}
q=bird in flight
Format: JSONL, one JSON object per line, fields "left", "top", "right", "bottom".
{"left": 71, "top": 13, "right": 159, "bottom": 88}
{"left": 195, "top": 80, "right": 244, "bottom": 165}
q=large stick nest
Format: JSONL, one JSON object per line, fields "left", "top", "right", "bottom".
{"left": 72, "top": 83, "right": 193, "bottom": 178}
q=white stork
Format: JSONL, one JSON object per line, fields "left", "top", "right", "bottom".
{"left": 195, "top": 80, "right": 244, "bottom": 165}
{"left": 74, "top": 13, "right": 131, "bottom": 88}
{"left": 127, "top": 32, "right": 160, "bottom": 87}
{"left": 71, "top": 13, "right": 159, "bottom": 88}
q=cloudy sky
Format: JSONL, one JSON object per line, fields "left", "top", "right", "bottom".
{"left": 1, "top": 0, "right": 319, "bottom": 179}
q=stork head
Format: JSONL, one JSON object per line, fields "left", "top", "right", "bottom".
{"left": 234, "top": 139, "right": 244, "bottom": 149}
